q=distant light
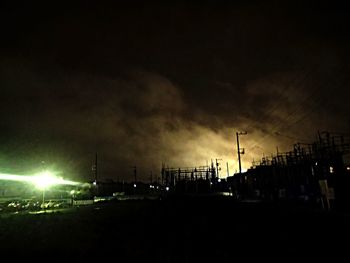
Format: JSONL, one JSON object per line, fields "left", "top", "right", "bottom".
{"left": 93, "top": 181, "right": 97, "bottom": 185}
{"left": 156, "top": 186, "right": 159, "bottom": 189}
{"left": 134, "top": 184, "right": 137, "bottom": 188}
{"left": 330, "top": 166, "right": 334, "bottom": 174}
{"left": 165, "top": 187, "right": 169, "bottom": 191}
{"left": 218, "top": 179, "right": 221, "bottom": 183}
{"left": 210, "top": 182, "right": 213, "bottom": 185}
{"left": 315, "top": 162, "right": 318, "bottom": 166}
{"left": 347, "top": 167, "right": 350, "bottom": 171}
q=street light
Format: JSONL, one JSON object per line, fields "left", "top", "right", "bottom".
{"left": 32, "top": 171, "right": 80, "bottom": 208}
{"left": 236, "top": 131, "right": 247, "bottom": 174}
{"left": 0, "top": 170, "right": 80, "bottom": 208}
{"left": 33, "top": 171, "right": 59, "bottom": 208}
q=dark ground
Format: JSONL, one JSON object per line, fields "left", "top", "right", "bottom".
{"left": 0, "top": 196, "right": 349, "bottom": 262}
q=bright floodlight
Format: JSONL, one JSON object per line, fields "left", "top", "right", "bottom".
{"left": 0, "top": 170, "right": 81, "bottom": 189}
{"left": 33, "top": 171, "right": 59, "bottom": 190}
{"left": 31, "top": 171, "right": 80, "bottom": 190}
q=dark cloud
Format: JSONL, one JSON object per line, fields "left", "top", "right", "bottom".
{"left": 0, "top": 1, "right": 349, "bottom": 180}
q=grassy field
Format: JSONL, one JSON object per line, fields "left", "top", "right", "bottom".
{"left": 0, "top": 197, "right": 349, "bottom": 262}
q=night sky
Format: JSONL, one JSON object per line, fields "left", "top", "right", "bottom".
{"left": 1, "top": 1, "right": 350, "bottom": 181}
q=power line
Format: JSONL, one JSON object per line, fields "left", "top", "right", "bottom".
{"left": 246, "top": 62, "right": 348, "bottom": 153}
{"left": 241, "top": 39, "right": 320, "bottom": 133}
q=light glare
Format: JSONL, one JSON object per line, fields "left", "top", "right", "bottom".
{"left": 33, "top": 171, "right": 59, "bottom": 190}
{"left": 0, "top": 171, "right": 81, "bottom": 190}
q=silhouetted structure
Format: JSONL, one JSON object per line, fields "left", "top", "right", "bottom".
{"left": 160, "top": 162, "right": 230, "bottom": 194}
{"left": 228, "top": 132, "right": 350, "bottom": 209}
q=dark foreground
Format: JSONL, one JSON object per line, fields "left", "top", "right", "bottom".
{"left": 1, "top": 197, "right": 349, "bottom": 262}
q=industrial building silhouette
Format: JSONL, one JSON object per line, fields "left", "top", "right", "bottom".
{"left": 160, "top": 131, "right": 350, "bottom": 210}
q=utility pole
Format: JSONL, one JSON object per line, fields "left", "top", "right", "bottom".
{"left": 132, "top": 166, "right": 137, "bottom": 195}
{"left": 42, "top": 188, "right": 46, "bottom": 208}
{"left": 92, "top": 153, "right": 98, "bottom": 183}
{"left": 133, "top": 166, "right": 137, "bottom": 183}
{"left": 95, "top": 153, "right": 98, "bottom": 182}
{"left": 215, "top": 158, "right": 222, "bottom": 179}
{"left": 236, "top": 131, "right": 247, "bottom": 174}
